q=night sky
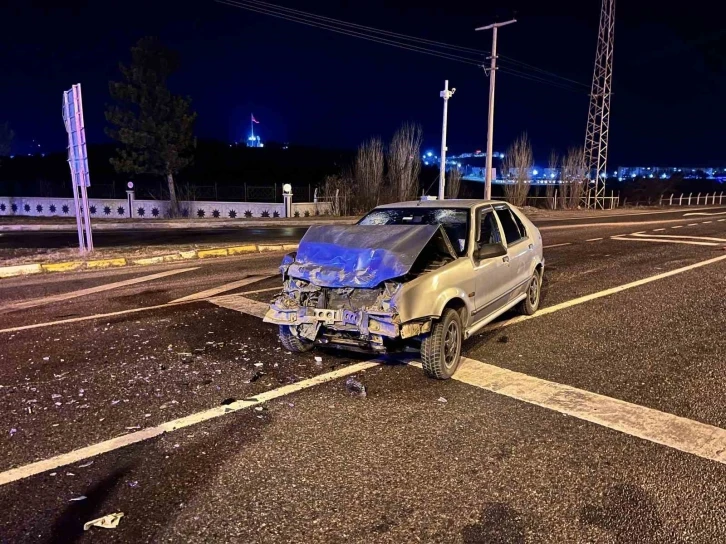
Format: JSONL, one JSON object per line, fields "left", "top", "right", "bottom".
{"left": 2, "top": 0, "right": 724, "bottom": 166}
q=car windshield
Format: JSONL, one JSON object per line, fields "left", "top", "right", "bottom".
{"left": 358, "top": 207, "right": 469, "bottom": 255}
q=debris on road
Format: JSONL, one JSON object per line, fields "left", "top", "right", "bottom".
{"left": 345, "top": 377, "right": 367, "bottom": 398}
{"left": 9, "top": 428, "right": 17, "bottom": 437}
{"left": 83, "top": 512, "right": 124, "bottom": 531}
{"left": 69, "top": 496, "right": 87, "bottom": 502}
{"left": 314, "top": 356, "right": 323, "bottom": 364}
{"left": 437, "top": 397, "right": 448, "bottom": 403}
{"left": 77, "top": 461, "right": 94, "bottom": 468}
{"left": 220, "top": 397, "right": 236, "bottom": 406}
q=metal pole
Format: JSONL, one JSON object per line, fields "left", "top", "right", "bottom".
{"left": 439, "top": 80, "right": 455, "bottom": 200}
{"left": 476, "top": 19, "right": 516, "bottom": 201}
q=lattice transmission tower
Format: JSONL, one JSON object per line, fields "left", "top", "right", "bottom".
{"left": 584, "top": 0, "right": 616, "bottom": 209}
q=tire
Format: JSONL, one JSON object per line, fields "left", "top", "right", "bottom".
{"left": 517, "top": 269, "right": 542, "bottom": 316}
{"left": 421, "top": 308, "right": 463, "bottom": 380}
{"left": 278, "top": 325, "right": 314, "bottom": 352}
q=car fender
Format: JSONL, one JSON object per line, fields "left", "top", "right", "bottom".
{"left": 431, "top": 287, "right": 475, "bottom": 321}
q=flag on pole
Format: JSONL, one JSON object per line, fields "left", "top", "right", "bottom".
{"left": 251, "top": 114, "right": 259, "bottom": 124}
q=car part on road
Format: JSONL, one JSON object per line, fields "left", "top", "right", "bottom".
{"left": 279, "top": 324, "right": 314, "bottom": 352}
{"left": 83, "top": 512, "right": 124, "bottom": 530}
{"left": 345, "top": 377, "right": 367, "bottom": 398}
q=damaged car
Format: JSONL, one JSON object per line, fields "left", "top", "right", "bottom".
{"left": 264, "top": 199, "right": 544, "bottom": 379}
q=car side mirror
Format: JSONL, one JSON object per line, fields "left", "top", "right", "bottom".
{"left": 475, "top": 242, "right": 507, "bottom": 260}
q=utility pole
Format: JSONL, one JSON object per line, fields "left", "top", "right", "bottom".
{"left": 476, "top": 19, "right": 516, "bottom": 200}
{"left": 438, "top": 80, "right": 455, "bottom": 200}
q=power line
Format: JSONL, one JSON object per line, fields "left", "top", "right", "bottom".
{"left": 216, "top": 0, "right": 483, "bottom": 66}
{"left": 221, "top": 0, "right": 490, "bottom": 56}
{"left": 216, "top": 0, "right": 590, "bottom": 92}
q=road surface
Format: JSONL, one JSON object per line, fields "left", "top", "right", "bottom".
{"left": 0, "top": 208, "right": 725, "bottom": 542}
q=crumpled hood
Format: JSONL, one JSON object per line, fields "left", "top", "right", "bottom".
{"left": 287, "top": 224, "right": 448, "bottom": 288}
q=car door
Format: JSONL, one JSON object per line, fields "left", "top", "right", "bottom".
{"left": 494, "top": 205, "right": 534, "bottom": 298}
{"left": 472, "top": 206, "right": 511, "bottom": 320}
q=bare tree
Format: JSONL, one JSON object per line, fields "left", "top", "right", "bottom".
{"left": 559, "top": 146, "right": 587, "bottom": 209}
{"left": 353, "top": 138, "right": 385, "bottom": 213}
{"left": 501, "top": 133, "right": 533, "bottom": 207}
{"left": 446, "top": 166, "right": 463, "bottom": 199}
{"left": 388, "top": 123, "right": 422, "bottom": 202}
{"left": 320, "top": 173, "right": 353, "bottom": 216}
{"left": 545, "top": 150, "right": 559, "bottom": 209}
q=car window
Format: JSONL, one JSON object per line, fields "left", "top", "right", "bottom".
{"left": 494, "top": 206, "right": 524, "bottom": 245}
{"left": 358, "top": 208, "right": 469, "bottom": 256}
{"left": 478, "top": 210, "right": 502, "bottom": 245}
{"left": 510, "top": 209, "right": 527, "bottom": 239}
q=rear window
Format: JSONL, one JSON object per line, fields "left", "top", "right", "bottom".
{"left": 495, "top": 206, "right": 526, "bottom": 245}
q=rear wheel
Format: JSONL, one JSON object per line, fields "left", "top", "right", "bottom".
{"left": 278, "top": 325, "right": 314, "bottom": 352}
{"left": 421, "top": 308, "right": 463, "bottom": 380}
{"left": 517, "top": 269, "right": 542, "bottom": 316}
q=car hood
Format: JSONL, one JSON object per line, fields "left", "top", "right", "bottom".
{"left": 287, "top": 224, "right": 456, "bottom": 288}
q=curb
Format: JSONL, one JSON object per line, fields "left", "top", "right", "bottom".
{"left": 0, "top": 243, "right": 299, "bottom": 279}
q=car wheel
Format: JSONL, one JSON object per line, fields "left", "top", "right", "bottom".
{"left": 421, "top": 308, "right": 463, "bottom": 380}
{"left": 278, "top": 325, "right": 314, "bottom": 352}
{"left": 517, "top": 269, "right": 542, "bottom": 316}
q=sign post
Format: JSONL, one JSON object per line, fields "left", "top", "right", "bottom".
{"left": 62, "top": 83, "right": 94, "bottom": 253}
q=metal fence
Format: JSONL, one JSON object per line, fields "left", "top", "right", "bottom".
{"left": 659, "top": 192, "right": 725, "bottom": 206}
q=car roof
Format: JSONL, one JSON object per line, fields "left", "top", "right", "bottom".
{"left": 373, "top": 199, "right": 507, "bottom": 210}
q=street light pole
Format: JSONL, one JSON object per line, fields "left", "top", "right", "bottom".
{"left": 476, "top": 19, "right": 516, "bottom": 200}
{"left": 439, "top": 80, "right": 455, "bottom": 200}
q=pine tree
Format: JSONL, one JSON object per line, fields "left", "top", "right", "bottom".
{"left": 105, "top": 37, "right": 196, "bottom": 216}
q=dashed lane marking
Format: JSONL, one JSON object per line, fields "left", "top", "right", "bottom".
{"left": 611, "top": 236, "right": 720, "bottom": 247}
{"left": 543, "top": 242, "right": 572, "bottom": 249}
{"left": 483, "top": 253, "right": 726, "bottom": 332}
{"left": 653, "top": 228, "right": 666, "bottom": 232}
{"left": 169, "top": 275, "right": 272, "bottom": 303}
{"left": 452, "top": 358, "right": 726, "bottom": 466}
{"left": 683, "top": 210, "right": 726, "bottom": 217}
{"left": 239, "top": 286, "right": 282, "bottom": 296}
{"left": 630, "top": 233, "right": 726, "bottom": 243}
{"left": 702, "top": 221, "right": 713, "bottom": 224}
{"left": 585, "top": 238, "right": 603, "bottom": 242}
{"left": 672, "top": 225, "right": 683, "bottom": 229}
{"left": 687, "top": 223, "right": 698, "bottom": 226}
{"left": 0, "top": 360, "right": 381, "bottom": 487}
{"left": 0, "top": 268, "right": 198, "bottom": 313}
{"left": 719, "top": 219, "right": 725, "bottom": 222}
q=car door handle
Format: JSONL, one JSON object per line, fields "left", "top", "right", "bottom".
{"left": 529, "top": 244, "right": 534, "bottom": 250}
{"left": 502, "top": 256, "right": 510, "bottom": 263}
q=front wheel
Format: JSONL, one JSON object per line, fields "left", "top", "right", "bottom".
{"left": 517, "top": 269, "right": 542, "bottom": 316}
{"left": 278, "top": 325, "right": 314, "bottom": 352}
{"left": 421, "top": 308, "right": 463, "bottom": 380}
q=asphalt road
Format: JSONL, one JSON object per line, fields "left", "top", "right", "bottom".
{"left": 0, "top": 209, "right": 725, "bottom": 542}
{"left": 2, "top": 206, "right": 725, "bottom": 251}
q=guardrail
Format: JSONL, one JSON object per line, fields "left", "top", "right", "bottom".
{"left": 659, "top": 192, "right": 725, "bottom": 206}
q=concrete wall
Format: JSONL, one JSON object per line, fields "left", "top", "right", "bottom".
{"left": 0, "top": 196, "right": 331, "bottom": 219}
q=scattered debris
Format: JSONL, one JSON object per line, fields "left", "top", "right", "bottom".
{"left": 77, "top": 461, "right": 94, "bottom": 468}
{"left": 254, "top": 363, "right": 264, "bottom": 368}
{"left": 314, "top": 356, "right": 323, "bottom": 364}
{"left": 498, "top": 336, "right": 509, "bottom": 344}
{"left": 9, "top": 428, "right": 17, "bottom": 437}
{"left": 437, "top": 397, "right": 448, "bottom": 403}
{"left": 345, "top": 378, "right": 367, "bottom": 398}
{"left": 125, "top": 426, "right": 140, "bottom": 431}
{"left": 43, "top": 357, "right": 50, "bottom": 361}
{"left": 128, "top": 480, "right": 139, "bottom": 488}
{"left": 220, "top": 398, "right": 236, "bottom": 406}
{"left": 69, "top": 496, "right": 87, "bottom": 502}
{"left": 83, "top": 512, "right": 124, "bottom": 531}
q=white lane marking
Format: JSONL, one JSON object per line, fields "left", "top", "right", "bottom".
{"left": 0, "top": 302, "right": 197, "bottom": 334}
{"left": 170, "top": 275, "right": 270, "bottom": 303}
{"left": 484, "top": 253, "right": 726, "bottom": 332}
{"left": 653, "top": 228, "right": 666, "bottom": 232}
{"left": 702, "top": 221, "right": 712, "bottom": 224}
{"left": 239, "top": 286, "right": 281, "bottom": 296}
{"left": 683, "top": 211, "right": 726, "bottom": 217}
{"left": 1, "top": 268, "right": 198, "bottom": 312}
{"left": 585, "top": 237, "right": 603, "bottom": 242}
{"left": 672, "top": 225, "right": 683, "bottom": 229}
{"left": 630, "top": 233, "right": 726, "bottom": 243}
{"left": 540, "top": 218, "right": 706, "bottom": 231}
{"left": 452, "top": 358, "right": 726, "bottom": 466}
{"left": 687, "top": 223, "right": 698, "bottom": 226}
{"left": 0, "top": 361, "right": 381, "bottom": 486}
{"left": 611, "top": 236, "right": 719, "bottom": 247}
{"left": 538, "top": 206, "right": 726, "bottom": 222}
{"left": 209, "top": 294, "right": 269, "bottom": 318}
{"left": 543, "top": 242, "right": 572, "bottom": 249}
{"left": 719, "top": 219, "right": 725, "bottom": 222}
{"left": 631, "top": 231, "right": 645, "bottom": 235}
